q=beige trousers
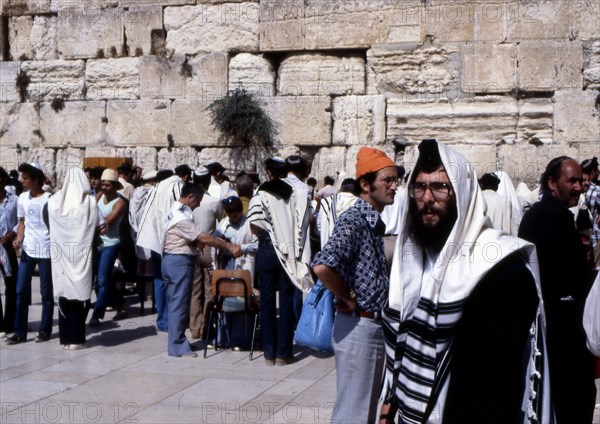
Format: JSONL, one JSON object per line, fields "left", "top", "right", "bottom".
{"left": 189, "top": 246, "right": 213, "bottom": 339}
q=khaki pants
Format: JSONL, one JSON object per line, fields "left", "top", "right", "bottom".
{"left": 189, "top": 246, "right": 213, "bottom": 339}
{"left": 594, "top": 241, "right": 600, "bottom": 269}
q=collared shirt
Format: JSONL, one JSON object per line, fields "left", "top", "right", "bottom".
{"left": 585, "top": 182, "right": 600, "bottom": 246}
{"left": 312, "top": 197, "right": 389, "bottom": 312}
{"left": 0, "top": 191, "right": 18, "bottom": 238}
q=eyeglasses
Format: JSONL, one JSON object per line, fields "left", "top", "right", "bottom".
{"left": 376, "top": 177, "right": 400, "bottom": 187}
{"left": 408, "top": 182, "right": 452, "bottom": 199}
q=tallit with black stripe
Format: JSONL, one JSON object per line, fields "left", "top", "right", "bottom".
{"left": 383, "top": 141, "right": 553, "bottom": 424}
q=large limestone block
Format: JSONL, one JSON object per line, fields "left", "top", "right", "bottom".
{"left": 139, "top": 55, "right": 185, "bottom": 99}
{"left": 462, "top": 43, "right": 517, "bottom": 94}
{"left": 157, "top": 147, "right": 199, "bottom": 170}
{"left": 114, "top": 147, "right": 157, "bottom": 172}
{"left": 0, "top": 149, "right": 19, "bottom": 171}
{"left": 31, "top": 16, "right": 59, "bottom": 60}
{"left": 447, "top": 144, "right": 498, "bottom": 178}
{"left": 21, "top": 60, "right": 86, "bottom": 101}
{"left": 367, "top": 44, "right": 460, "bottom": 97}
{"left": 554, "top": 91, "right": 600, "bottom": 143}
{"left": 164, "top": 4, "right": 260, "bottom": 54}
{"left": 123, "top": 6, "right": 163, "bottom": 57}
{"left": 20, "top": 148, "right": 57, "bottom": 182}
{"left": 228, "top": 53, "right": 276, "bottom": 97}
{"left": 8, "top": 16, "right": 33, "bottom": 61}
{"left": 387, "top": 98, "right": 519, "bottom": 145}
{"left": 197, "top": 147, "right": 256, "bottom": 175}
{"left": 518, "top": 41, "right": 583, "bottom": 91}
{"left": 506, "top": 0, "right": 572, "bottom": 41}
{"left": 51, "top": 0, "right": 118, "bottom": 11}
{"left": 259, "top": 0, "right": 305, "bottom": 51}
{"left": 497, "top": 143, "right": 539, "bottom": 185}
{"left": 311, "top": 146, "right": 346, "bottom": 183}
{"left": 170, "top": 100, "right": 220, "bottom": 147}
{"left": 421, "top": 1, "right": 505, "bottom": 43}
{"left": 332, "top": 96, "right": 386, "bottom": 146}
{"left": 85, "top": 146, "right": 117, "bottom": 157}
{"left": 120, "top": 0, "right": 194, "bottom": 6}
{"left": 39, "top": 101, "right": 106, "bottom": 147}
{"left": 106, "top": 100, "right": 170, "bottom": 146}
{"left": 86, "top": 58, "right": 140, "bottom": 100}
{"left": 576, "top": 141, "right": 600, "bottom": 162}
{"left": 55, "top": 147, "right": 85, "bottom": 185}
{"left": 278, "top": 53, "right": 365, "bottom": 96}
{"left": 1, "top": 0, "right": 51, "bottom": 15}
{"left": 57, "top": 7, "right": 124, "bottom": 59}
{"left": 584, "top": 41, "right": 600, "bottom": 90}
{"left": 185, "top": 53, "right": 228, "bottom": 100}
{"left": 261, "top": 96, "right": 332, "bottom": 146}
{"left": 516, "top": 100, "right": 553, "bottom": 145}
{"left": 0, "top": 62, "right": 21, "bottom": 103}
{"left": 0, "top": 103, "right": 40, "bottom": 148}
{"left": 572, "top": 0, "right": 600, "bottom": 40}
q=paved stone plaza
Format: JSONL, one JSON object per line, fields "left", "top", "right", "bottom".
{"left": 1, "top": 278, "right": 599, "bottom": 424}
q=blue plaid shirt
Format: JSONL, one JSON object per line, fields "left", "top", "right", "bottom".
{"left": 312, "top": 198, "right": 389, "bottom": 312}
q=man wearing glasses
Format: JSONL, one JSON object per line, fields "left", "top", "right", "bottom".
{"left": 313, "top": 146, "right": 397, "bottom": 424}
{"left": 378, "top": 139, "right": 552, "bottom": 424}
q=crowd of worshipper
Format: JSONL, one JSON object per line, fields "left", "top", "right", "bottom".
{"left": 0, "top": 141, "right": 598, "bottom": 423}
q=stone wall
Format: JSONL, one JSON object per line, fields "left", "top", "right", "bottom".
{"left": 1, "top": 0, "right": 599, "bottom": 186}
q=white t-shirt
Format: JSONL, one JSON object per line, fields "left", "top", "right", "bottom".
{"left": 17, "top": 191, "right": 51, "bottom": 258}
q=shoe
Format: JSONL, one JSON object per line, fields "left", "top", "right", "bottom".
{"left": 112, "top": 311, "right": 129, "bottom": 321}
{"left": 265, "top": 358, "right": 275, "bottom": 366}
{"left": 156, "top": 326, "right": 168, "bottom": 333}
{"left": 106, "top": 306, "right": 115, "bottom": 312}
{"left": 275, "top": 356, "right": 295, "bottom": 366}
{"left": 34, "top": 334, "right": 50, "bottom": 343}
{"left": 180, "top": 351, "right": 198, "bottom": 358}
{"left": 88, "top": 317, "right": 100, "bottom": 327}
{"left": 5, "top": 335, "right": 26, "bottom": 345}
{"left": 66, "top": 343, "right": 90, "bottom": 350}
{"left": 0, "top": 332, "right": 6, "bottom": 339}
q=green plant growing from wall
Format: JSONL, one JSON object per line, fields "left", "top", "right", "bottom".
{"left": 207, "top": 87, "right": 278, "bottom": 148}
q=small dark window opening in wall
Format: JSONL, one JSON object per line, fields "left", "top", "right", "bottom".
{"left": 0, "top": 16, "right": 9, "bottom": 60}
{"left": 150, "top": 29, "right": 167, "bottom": 57}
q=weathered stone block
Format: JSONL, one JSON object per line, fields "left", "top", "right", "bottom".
{"left": 261, "top": 96, "right": 332, "bottom": 146}
{"left": 367, "top": 44, "right": 460, "bottom": 97}
{"left": 1, "top": 0, "right": 51, "bottom": 16}
{"left": 51, "top": 0, "right": 118, "bottom": 12}
{"left": 158, "top": 147, "right": 199, "bottom": 170}
{"left": 518, "top": 41, "right": 583, "bottom": 91}
{"left": 85, "top": 146, "right": 117, "bottom": 157}
{"left": 387, "top": 97, "right": 519, "bottom": 146}
{"left": 583, "top": 41, "right": 600, "bottom": 90}
{"left": 170, "top": 100, "right": 220, "bottom": 147}
{"left": 575, "top": 141, "right": 600, "bottom": 162}
{"left": 20, "top": 148, "right": 56, "bottom": 182}
{"left": 197, "top": 147, "right": 256, "bottom": 176}
{"left": 57, "top": 7, "right": 124, "bottom": 59}
{"left": 106, "top": 100, "right": 170, "bottom": 146}
{"left": 572, "top": 0, "right": 600, "bottom": 41}
{"left": 506, "top": 0, "right": 572, "bottom": 41}
{"left": 332, "top": 95, "right": 386, "bottom": 146}
{"left": 114, "top": 147, "right": 157, "bottom": 172}
{"left": 228, "top": 53, "right": 276, "bottom": 97}
{"left": 0, "top": 148, "right": 19, "bottom": 171}
{"left": 164, "top": 4, "right": 260, "bottom": 55}
{"left": 497, "top": 143, "right": 539, "bottom": 185}
{"left": 185, "top": 53, "right": 228, "bottom": 100}
{"left": 21, "top": 60, "right": 86, "bottom": 101}
{"left": 462, "top": 43, "right": 517, "bottom": 93}
{"left": 447, "top": 144, "right": 498, "bottom": 178}
{"left": 259, "top": 0, "right": 305, "bottom": 52}
{"left": 9, "top": 16, "right": 33, "bottom": 61}
{"left": 86, "top": 58, "right": 140, "bottom": 100}
{"left": 120, "top": 0, "right": 194, "bottom": 6}
{"left": 139, "top": 55, "right": 185, "bottom": 99}
{"left": 55, "top": 147, "right": 85, "bottom": 184}
{"left": 0, "top": 62, "right": 21, "bottom": 103}
{"left": 554, "top": 90, "right": 600, "bottom": 143}
{"left": 0, "top": 103, "right": 40, "bottom": 148}
{"left": 39, "top": 101, "right": 106, "bottom": 147}
{"left": 516, "top": 99, "right": 554, "bottom": 145}
{"left": 31, "top": 16, "right": 59, "bottom": 60}
{"left": 278, "top": 53, "right": 365, "bottom": 96}
{"left": 311, "top": 146, "right": 346, "bottom": 183}
{"left": 123, "top": 6, "right": 163, "bottom": 57}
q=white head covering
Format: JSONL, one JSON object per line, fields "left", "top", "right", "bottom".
{"left": 495, "top": 170, "right": 523, "bottom": 235}
{"left": 47, "top": 167, "right": 98, "bottom": 301}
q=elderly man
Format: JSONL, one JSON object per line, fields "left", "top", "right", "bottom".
{"left": 519, "top": 156, "right": 597, "bottom": 424}
{"left": 312, "top": 147, "right": 397, "bottom": 424}
{"left": 379, "top": 139, "right": 551, "bottom": 424}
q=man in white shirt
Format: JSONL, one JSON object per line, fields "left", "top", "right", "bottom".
{"left": 479, "top": 173, "right": 512, "bottom": 234}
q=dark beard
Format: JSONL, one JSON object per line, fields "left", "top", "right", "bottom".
{"left": 410, "top": 205, "right": 457, "bottom": 253}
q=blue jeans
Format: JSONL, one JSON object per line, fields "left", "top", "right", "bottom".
{"left": 162, "top": 254, "right": 195, "bottom": 356}
{"left": 14, "top": 252, "right": 54, "bottom": 338}
{"left": 152, "top": 251, "right": 168, "bottom": 331}
{"left": 331, "top": 313, "right": 385, "bottom": 424}
{"left": 92, "top": 244, "right": 120, "bottom": 320}
{"left": 256, "top": 235, "right": 298, "bottom": 360}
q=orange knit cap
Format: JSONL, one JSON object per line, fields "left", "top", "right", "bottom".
{"left": 355, "top": 147, "right": 395, "bottom": 179}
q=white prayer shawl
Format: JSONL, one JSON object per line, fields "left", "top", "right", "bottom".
{"left": 583, "top": 272, "right": 600, "bottom": 356}
{"left": 496, "top": 170, "right": 523, "bottom": 235}
{"left": 47, "top": 168, "right": 98, "bottom": 301}
{"left": 482, "top": 189, "right": 512, "bottom": 234}
{"left": 516, "top": 182, "right": 535, "bottom": 211}
{"left": 248, "top": 180, "right": 314, "bottom": 293}
{"left": 208, "top": 177, "right": 236, "bottom": 200}
{"left": 380, "top": 186, "right": 407, "bottom": 236}
{"left": 136, "top": 175, "right": 182, "bottom": 254}
{"left": 160, "top": 201, "right": 194, "bottom": 255}
{"left": 319, "top": 192, "right": 357, "bottom": 248}
{"left": 129, "top": 184, "right": 152, "bottom": 260}
{"left": 386, "top": 143, "right": 552, "bottom": 424}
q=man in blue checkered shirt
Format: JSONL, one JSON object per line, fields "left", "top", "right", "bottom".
{"left": 313, "top": 147, "right": 398, "bottom": 424}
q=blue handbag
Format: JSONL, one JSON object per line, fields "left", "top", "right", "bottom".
{"left": 294, "top": 279, "right": 335, "bottom": 353}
